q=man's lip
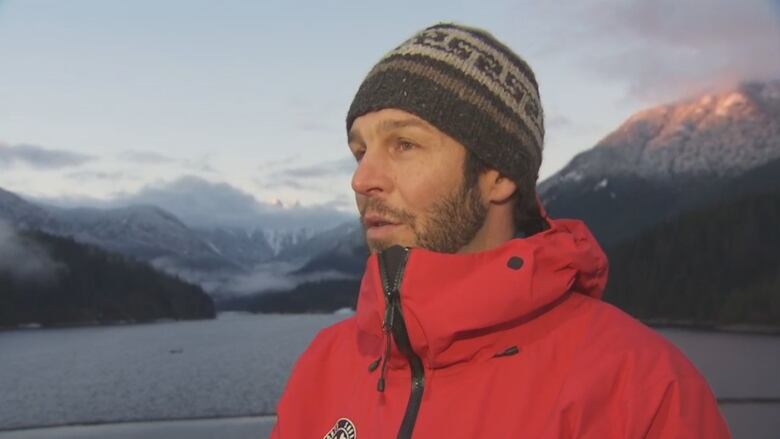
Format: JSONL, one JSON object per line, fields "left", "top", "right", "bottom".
{"left": 362, "top": 214, "right": 399, "bottom": 228}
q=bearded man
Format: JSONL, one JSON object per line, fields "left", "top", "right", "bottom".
{"left": 270, "top": 23, "right": 731, "bottom": 439}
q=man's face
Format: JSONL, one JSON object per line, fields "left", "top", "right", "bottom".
{"left": 348, "top": 108, "right": 487, "bottom": 253}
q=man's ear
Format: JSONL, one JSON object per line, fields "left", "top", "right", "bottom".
{"left": 483, "top": 169, "right": 516, "bottom": 204}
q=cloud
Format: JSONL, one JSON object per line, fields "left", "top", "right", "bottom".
{"left": 118, "top": 150, "right": 218, "bottom": 176}
{"left": 258, "top": 178, "right": 313, "bottom": 191}
{"left": 147, "top": 257, "right": 356, "bottom": 296}
{"left": 120, "top": 175, "right": 263, "bottom": 226}
{"left": 227, "top": 269, "right": 356, "bottom": 295}
{"left": 203, "top": 260, "right": 357, "bottom": 296}
{"left": 257, "top": 155, "right": 300, "bottom": 171}
{"left": 271, "top": 157, "right": 356, "bottom": 179}
{"left": 118, "top": 150, "right": 176, "bottom": 164}
{"left": 585, "top": 0, "right": 780, "bottom": 102}
{"left": 0, "top": 221, "right": 66, "bottom": 285}
{"left": 254, "top": 156, "right": 356, "bottom": 193}
{"left": 529, "top": 0, "right": 780, "bottom": 104}
{"left": 181, "top": 154, "right": 220, "bottom": 174}
{"left": 546, "top": 113, "right": 573, "bottom": 130}
{"left": 191, "top": 162, "right": 219, "bottom": 173}
{"left": 319, "top": 194, "right": 354, "bottom": 211}
{"left": 199, "top": 261, "right": 301, "bottom": 295}
{"left": 0, "top": 142, "right": 94, "bottom": 169}
{"left": 111, "top": 175, "right": 354, "bottom": 231}
{"left": 65, "top": 170, "right": 129, "bottom": 181}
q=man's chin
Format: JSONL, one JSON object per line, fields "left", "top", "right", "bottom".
{"left": 365, "top": 236, "right": 414, "bottom": 253}
{"left": 366, "top": 239, "right": 398, "bottom": 253}
{"left": 364, "top": 224, "right": 413, "bottom": 252}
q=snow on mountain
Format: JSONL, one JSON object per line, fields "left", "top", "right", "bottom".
{"left": 1, "top": 186, "right": 249, "bottom": 276}
{"left": 539, "top": 80, "right": 780, "bottom": 197}
{"left": 1, "top": 180, "right": 361, "bottom": 297}
{"left": 536, "top": 80, "right": 780, "bottom": 248}
{"left": 117, "top": 175, "right": 353, "bottom": 232}
{"left": 189, "top": 226, "right": 275, "bottom": 269}
{"left": 0, "top": 187, "right": 68, "bottom": 234}
{"left": 53, "top": 204, "right": 204, "bottom": 256}
{"left": 200, "top": 222, "right": 365, "bottom": 299}
{"left": 262, "top": 227, "right": 317, "bottom": 256}
{"left": 18, "top": 175, "right": 358, "bottom": 261}
{"left": 97, "top": 175, "right": 355, "bottom": 258}
{"left": 275, "top": 221, "right": 364, "bottom": 263}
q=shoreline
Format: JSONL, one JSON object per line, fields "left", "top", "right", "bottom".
{"left": 643, "top": 319, "right": 780, "bottom": 336}
{"left": 0, "top": 315, "right": 218, "bottom": 333}
{"left": 0, "top": 416, "right": 277, "bottom": 439}
{"left": 3, "top": 313, "right": 779, "bottom": 335}
{"left": 0, "top": 414, "right": 276, "bottom": 434}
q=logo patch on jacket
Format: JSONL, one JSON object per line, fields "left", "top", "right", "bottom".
{"left": 323, "top": 418, "right": 357, "bottom": 439}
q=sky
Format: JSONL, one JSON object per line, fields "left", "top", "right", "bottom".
{"left": 1, "top": 0, "right": 779, "bottom": 213}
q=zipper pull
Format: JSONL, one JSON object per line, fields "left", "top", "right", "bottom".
{"left": 375, "top": 245, "right": 409, "bottom": 393}
{"left": 383, "top": 295, "right": 396, "bottom": 331}
{"left": 377, "top": 329, "right": 391, "bottom": 392}
{"left": 378, "top": 296, "right": 396, "bottom": 392}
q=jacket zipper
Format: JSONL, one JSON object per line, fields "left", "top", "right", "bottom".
{"left": 379, "top": 246, "right": 425, "bottom": 439}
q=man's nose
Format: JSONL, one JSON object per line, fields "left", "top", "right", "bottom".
{"left": 351, "top": 150, "right": 391, "bottom": 196}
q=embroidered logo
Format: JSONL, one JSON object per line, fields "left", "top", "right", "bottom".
{"left": 323, "top": 418, "right": 357, "bottom": 439}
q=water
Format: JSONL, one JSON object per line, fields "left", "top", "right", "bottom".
{"left": 0, "top": 313, "right": 777, "bottom": 438}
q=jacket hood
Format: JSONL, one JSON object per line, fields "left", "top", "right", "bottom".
{"left": 355, "top": 217, "right": 609, "bottom": 370}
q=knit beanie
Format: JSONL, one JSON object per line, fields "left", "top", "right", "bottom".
{"left": 346, "top": 22, "right": 545, "bottom": 186}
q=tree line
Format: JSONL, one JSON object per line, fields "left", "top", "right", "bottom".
{"left": 0, "top": 228, "right": 215, "bottom": 328}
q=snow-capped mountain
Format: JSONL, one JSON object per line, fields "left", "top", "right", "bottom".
{"left": 0, "top": 182, "right": 361, "bottom": 297}
{"left": 54, "top": 205, "right": 222, "bottom": 261}
{"left": 0, "top": 187, "right": 67, "bottom": 234}
{"left": 539, "top": 80, "right": 780, "bottom": 246}
{"left": 541, "top": 80, "right": 780, "bottom": 196}
{"left": 194, "top": 227, "right": 275, "bottom": 268}
{"left": 15, "top": 175, "right": 357, "bottom": 263}
{"left": 275, "top": 221, "right": 361, "bottom": 261}
{"left": 51, "top": 175, "right": 357, "bottom": 258}
{"left": 0, "top": 189, "right": 237, "bottom": 273}
{"left": 262, "top": 228, "right": 319, "bottom": 256}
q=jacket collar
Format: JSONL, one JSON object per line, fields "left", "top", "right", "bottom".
{"left": 355, "top": 217, "right": 608, "bottom": 369}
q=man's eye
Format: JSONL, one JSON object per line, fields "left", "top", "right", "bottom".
{"left": 353, "top": 150, "right": 365, "bottom": 162}
{"left": 398, "top": 140, "right": 416, "bottom": 151}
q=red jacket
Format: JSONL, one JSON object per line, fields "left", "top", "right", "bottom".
{"left": 271, "top": 218, "right": 731, "bottom": 438}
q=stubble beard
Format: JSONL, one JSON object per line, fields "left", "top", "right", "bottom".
{"left": 360, "top": 180, "right": 487, "bottom": 254}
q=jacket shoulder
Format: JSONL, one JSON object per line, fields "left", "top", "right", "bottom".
{"left": 272, "top": 317, "right": 360, "bottom": 438}
{"left": 294, "top": 316, "right": 358, "bottom": 364}
{"left": 572, "top": 295, "right": 700, "bottom": 375}
{"left": 274, "top": 318, "right": 359, "bottom": 416}
{"left": 564, "top": 295, "right": 723, "bottom": 404}
{"left": 555, "top": 295, "right": 730, "bottom": 437}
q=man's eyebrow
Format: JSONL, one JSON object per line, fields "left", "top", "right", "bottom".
{"left": 347, "top": 128, "right": 363, "bottom": 146}
{"left": 377, "top": 118, "right": 430, "bottom": 133}
{"left": 348, "top": 118, "right": 430, "bottom": 145}
{"left": 347, "top": 118, "right": 429, "bottom": 144}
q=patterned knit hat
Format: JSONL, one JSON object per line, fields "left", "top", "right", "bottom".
{"left": 346, "top": 22, "right": 545, "bottom": 186}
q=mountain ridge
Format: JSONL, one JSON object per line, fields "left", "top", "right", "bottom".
{"left": 540, "top": 80, "right": 780, "bottom": 195}
{"left": 0, "top": 224, "right": 215, "bottom": 328}
{"left": 539, "top": 79, "right": 780, "bottom": 246}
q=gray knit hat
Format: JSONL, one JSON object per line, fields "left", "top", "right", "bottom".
{"left": 346, "top": 22, "right": 545, "bottom": 186}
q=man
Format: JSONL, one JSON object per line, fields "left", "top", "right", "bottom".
{"left": 271, "top": 23, "right": 731, "bottom": 438}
